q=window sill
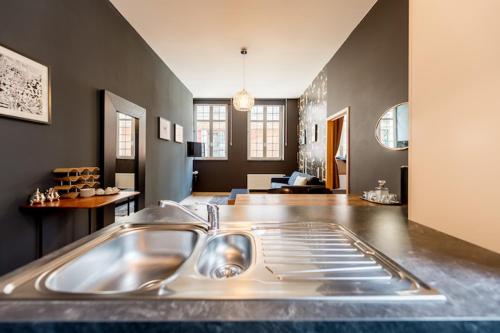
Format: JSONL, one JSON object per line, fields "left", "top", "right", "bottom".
{"left": 194, "top": 158, "right": 228, "bottom": 161}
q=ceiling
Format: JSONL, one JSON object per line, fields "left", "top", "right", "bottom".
{"left": 110, "top": 0, "right": 376, "bottom": 98}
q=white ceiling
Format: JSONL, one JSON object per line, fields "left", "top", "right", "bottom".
{"left": 110, "top": 0, "right": 376, "bottom": 98}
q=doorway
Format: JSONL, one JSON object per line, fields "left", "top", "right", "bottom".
{"left": 326, "top": 107, "right": 349, "bottom": 193}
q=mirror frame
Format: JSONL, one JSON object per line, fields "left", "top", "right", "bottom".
{"left": 374, "top": 102, "right": 409, "bottom": 151}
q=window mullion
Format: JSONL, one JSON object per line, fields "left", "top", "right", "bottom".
{"left": 209, "top": 106, "right": 213, "bottom": 157}
{"left": 263, "top": 106, "right": 268, "bottom": 158}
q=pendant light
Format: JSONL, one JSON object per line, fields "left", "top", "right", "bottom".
{"left": 233, "top": 48, "right": 254, "bottom": 112}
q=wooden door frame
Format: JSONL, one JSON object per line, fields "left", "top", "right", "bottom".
{"left": 326, "top": 107, "right": 350, "bottom": 193}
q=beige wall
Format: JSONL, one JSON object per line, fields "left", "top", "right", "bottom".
{"left": 409, "top": 0, "right": 500, "bottom": 252}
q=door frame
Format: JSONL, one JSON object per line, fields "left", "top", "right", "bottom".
{"left": 326, "top": 107, "right": 350, "bottom": 193}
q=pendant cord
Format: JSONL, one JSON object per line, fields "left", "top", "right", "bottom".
{"left": 240, "top": 48, "right": 247, "bottom": 90}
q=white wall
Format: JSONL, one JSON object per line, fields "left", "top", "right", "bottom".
{"left": 409, "top": 0, "right": 500, "bottom": 252}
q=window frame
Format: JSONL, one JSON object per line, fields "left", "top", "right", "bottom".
{"left": 193, "top": 103, "right": 229, "bottom": 160}
{"left": 247, "top": 104, "right": 285, "bottom": 161}
{"left": 116, "top": 113, "right": 136, "bottom": 160}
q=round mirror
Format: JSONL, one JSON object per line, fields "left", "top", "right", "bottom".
{"left": 375, "top": 102, "right": 409, "bottom": 150}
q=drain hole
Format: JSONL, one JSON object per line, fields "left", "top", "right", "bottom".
{"left": 213, "top": 264, "right": 243, "bottom": 279}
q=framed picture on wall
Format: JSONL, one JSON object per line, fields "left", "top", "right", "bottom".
{"left": 158, "top": 116, "right": 171, "bottom": 141}
{"left": 174, "top": 123, "right": 183, "bottom": 143}
{"left": 313, "top": 124, "right": 318, "bottom": 142}
{"left": 0, "top": 44, "right": 50, "bottom": 124}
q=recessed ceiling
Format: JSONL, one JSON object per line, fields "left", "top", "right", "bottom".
{"left": 110, "top": 0, "right": 376, "bottom": 98}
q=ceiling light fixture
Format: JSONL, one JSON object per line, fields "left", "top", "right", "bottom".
{"left": 233, "top": 48, "right": 254, "bottom": 112}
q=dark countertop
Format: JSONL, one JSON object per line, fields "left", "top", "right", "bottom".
{"left": 1, "top": 205, "right": 500, "bottom": 332}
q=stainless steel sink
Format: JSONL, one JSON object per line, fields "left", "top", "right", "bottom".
{"left": 43, "top": 229, "right": 198, "bottom": 294}
{"left": 197, "top": 234, "right": 252, "bottom": 279}
{"left": 0, "top": 216, "right": 445, "bottom": 301}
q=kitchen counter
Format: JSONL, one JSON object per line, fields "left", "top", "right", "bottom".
{"left": 1, "top": 205, "right": 500, "bottom": 332}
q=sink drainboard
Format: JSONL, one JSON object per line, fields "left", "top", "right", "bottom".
{"left": 258, "top": 223, "right": 398, "bottom": 282}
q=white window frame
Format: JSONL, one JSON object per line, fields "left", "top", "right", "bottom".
{"left": 247, "top": 104, "right": 285, "bottom": 161}
{"left": 194, "top": 103, "right": 228, "bottom": 160}
{"left": 116, "top": 113, "right": 135, "bottom": 160}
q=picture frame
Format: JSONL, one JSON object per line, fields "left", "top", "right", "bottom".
{"left": 174, "top": 123, "right": 183, "bottom": 143}
{"left": 0, "top": 44, "right": 50, "bottom": 124}
{"left": 158, "top": 116, "right": 171, "bottom": 141}
{"left": 313, "top": 124, "right": 318, "bottom": 142}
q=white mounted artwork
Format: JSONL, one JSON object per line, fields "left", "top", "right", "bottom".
{"left": 0, "top": 44, "right": 50, "bottom": 124}
{"left": 174, "top": 123, "right": 183, "bottom": 143}
{"left": 158, "top": 116, "right": 171, "bottom": 141}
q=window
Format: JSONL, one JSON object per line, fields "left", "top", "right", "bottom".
{"left": 116, "top": 112, "right": 135, "bottom": 159}
{"left": 248, "top": 104, "right": 284, "bottom": 160}
{"left": 194, "top": 104, "right": 228, "bottom": 159}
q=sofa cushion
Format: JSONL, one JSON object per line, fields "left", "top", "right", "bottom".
{"left": 271, "top": 182, "right": 286, "bottom": 189}
{"left": 288, "top": 171, "right": 316, "bottom": 185}
{"left": 293, "top": 175, "right": 308, "bottom": 186}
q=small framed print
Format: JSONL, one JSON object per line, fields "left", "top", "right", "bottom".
{"left": 158, "top": 117, "right": 171, "bottom": 141}
{"left": 0, "top": 44, "right": 50, "bottom": 124}
{"left": 313, "top": 124, "right": 318, "bottom": 142}
{"left": 174, "top": 123, "right": 183, "bottom": 143}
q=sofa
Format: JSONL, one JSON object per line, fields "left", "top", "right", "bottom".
{"left": 269, "top": 171, "right": 331, "bottom": 194}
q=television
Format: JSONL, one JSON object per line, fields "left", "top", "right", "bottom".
{"left": 187, "top": 141, "right": 204, "bottom": 157}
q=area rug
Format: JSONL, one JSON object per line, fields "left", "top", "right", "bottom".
{"left": 209, "top": 195, "right": 229, "bottom": 205}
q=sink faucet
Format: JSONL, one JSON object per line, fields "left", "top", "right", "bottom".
{"left": 158, "top": 200, "right": 219, "bottom": 231}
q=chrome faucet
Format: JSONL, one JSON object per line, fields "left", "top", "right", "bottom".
{"left": 159, "top": 200, "right": 219, "bottom": 231}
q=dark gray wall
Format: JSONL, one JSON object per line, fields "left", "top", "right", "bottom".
{"left": 0, "top": 0, "right": 193, "bottom": 275}
{"left": 193, "top": 99, "right": 299, "bottom": 192}
{"left": 327, "top": 0, "right": 408, "bottom": 195}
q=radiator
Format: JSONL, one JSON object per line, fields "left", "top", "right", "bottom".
{"left": 115, "top": 173, "right": 135, "bottom": 190}
{"left": 247, "top": 174, "right": 285, "bottom": 190}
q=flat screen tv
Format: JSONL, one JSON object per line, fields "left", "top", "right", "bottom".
{"left": 187, "top": 141, "right": 203, "bottom": 157}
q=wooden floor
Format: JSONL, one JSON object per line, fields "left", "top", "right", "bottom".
{"left": 234, "top": 194, "right": 377, "bottom": 206}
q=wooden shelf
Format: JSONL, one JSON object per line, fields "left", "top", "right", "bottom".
{"left": 54, "top": 174, "right": 100, "bottom": 183}
{"left": 53, "top": 167, "right": 100, "bottom": 174}
{"left": 22, "top": 191, "right": 140, "bottom": 209}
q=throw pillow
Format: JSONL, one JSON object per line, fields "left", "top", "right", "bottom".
{"left": 293, "top": 175, "right": 308, "bottom": 186}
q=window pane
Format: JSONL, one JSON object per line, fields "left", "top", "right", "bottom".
{"left": 248, "top": 104, "right": 283, "bottom": 160}
{"left": 249, "top": 122, "right": 264, "bottom": 158}
{"left": 212, "top": 105, "right": 226, "bottom": 121}
{"left": 212, "top": 121, "right": 226, "bottom": 158}
{"left": 251, "top": 106, "right": 264, "bottom": 121}
{"left": 194, "top": 103, "right": 228, "bottom": 158}
{"left": 266, "top": 122, "right": 280, "bottom": 158}
{"left": 266, "top": 106, "right": 280, "bottom": 121}
{"left": 196, "top": 121, "right": 210, "bottom": 157}
{"left": 196, "top": 105, "right": 210, "bottom": 120}
{"left": 117, "top": 114, "right": 135, "bottom": 159}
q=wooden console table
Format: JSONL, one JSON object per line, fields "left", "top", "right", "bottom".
{"left": 22, "top": 191, "right": 140, "bottom": 258}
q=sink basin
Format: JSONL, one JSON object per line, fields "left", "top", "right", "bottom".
{"left": 43, "top": 228, "right": 198, "bottom": 294}
{"left": 196, "top": 233, "right": 252, "bottom": 279}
